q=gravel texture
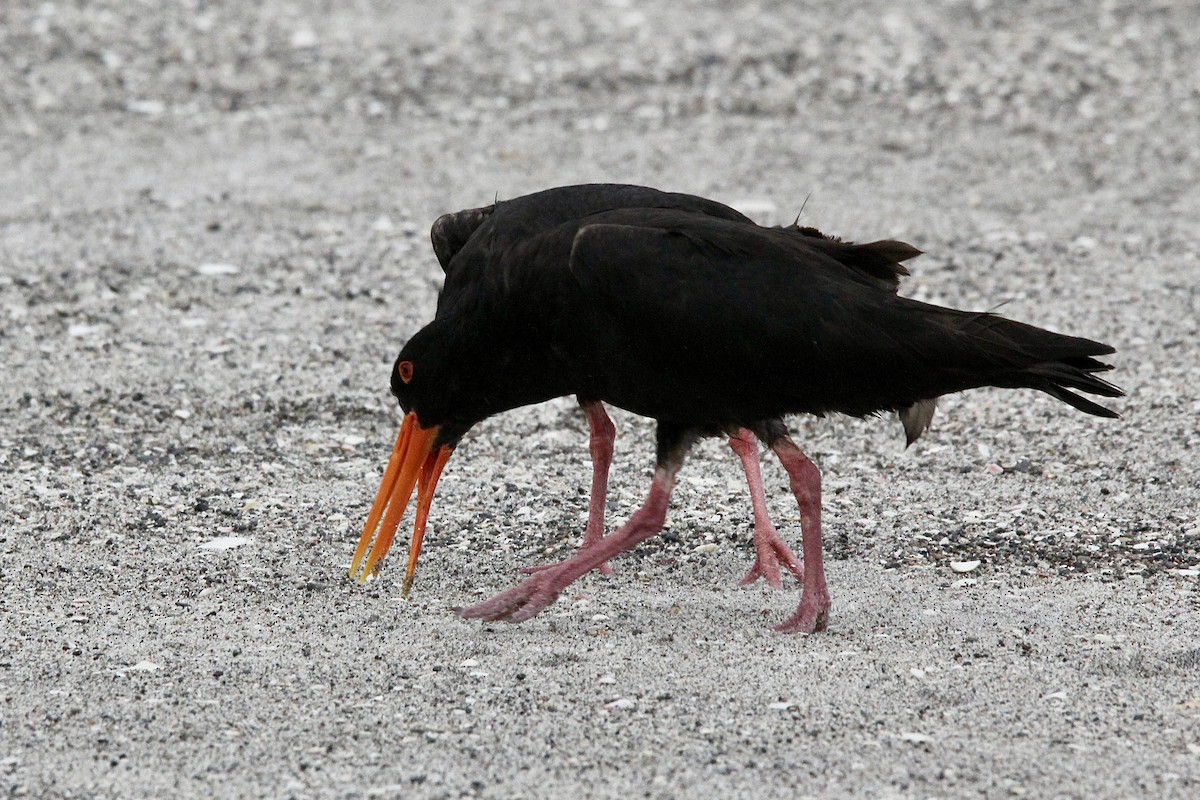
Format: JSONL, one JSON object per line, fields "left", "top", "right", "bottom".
{"left": 3, "top": 1, "right": 1200, "bottom": 798}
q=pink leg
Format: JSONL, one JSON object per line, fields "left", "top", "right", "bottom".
{"left": 728, "top": 429, "right": 804, "bottom": 589}
{"left": 770, "top": 437, "right": 831, "bottom": 633}
{"left": 460, "top": 463, "right": 678, "bottom": 624}
{"left": 523, "top": 400, "right": 617, "bottom": 576}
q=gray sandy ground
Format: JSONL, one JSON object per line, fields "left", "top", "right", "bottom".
{"left": 2, "top": 1, "right": 1199, "bottom": 797}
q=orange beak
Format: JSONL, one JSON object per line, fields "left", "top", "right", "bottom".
{"left": 349, "top": 412, "right": 453, "bottom": 596}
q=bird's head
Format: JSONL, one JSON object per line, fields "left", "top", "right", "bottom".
{"left": 347, "top": 318, "right": 509, "bottom": 594}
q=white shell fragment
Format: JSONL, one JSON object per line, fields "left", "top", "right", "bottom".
{"left": 950, "top": 560, "right": 981, "bottom": 573}
{"left": 127, "top": 99, "right": 165, "bottom": 116}
{"left": 197, "top": 262, "right": 240, "bottom": 276}
{"left": 129, "top": 660, "right": 160, "bottom": 672}
{"left": 200, "top": 536, "right": 253, "bottom": 551}
{"left": 290, "top": 28, "right": 318, "bottom": 49}
{"left": 67, "top": 323, "right": 105, "bottom": 338}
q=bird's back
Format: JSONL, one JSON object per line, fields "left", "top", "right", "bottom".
{"left": 561, "top": 210, "right": 1118, "bottom": 427}
{"left": 434, "top": 184, "right": 752, "bottom": 306}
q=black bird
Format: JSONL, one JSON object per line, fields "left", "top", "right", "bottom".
{"left": 352, "top": 185, "right": 804, "bottom": 595}
{"left": 349, "top": 183, "right": 1121, "bottom": 634}
{"left": 432, "top": 188, "right": 803, "bottom": 586}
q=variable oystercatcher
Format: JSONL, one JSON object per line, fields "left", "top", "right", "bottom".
{"left": 349, "top": 184, "right": 1121, "bottom": 633}
{"left": 398, "top": 185, "right": 801, "bottom": 587}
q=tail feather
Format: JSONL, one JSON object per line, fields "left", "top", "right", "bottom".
{"left": 1039, "top": 384, "right": 1121, "bottom": 419}
{"left": 945, "top": 312, "right": 1122, "bottom": 414}
{"left": 1020, "top": 360, "right": 1123, "bottom": 418}
{"left": 892, "top": 306, "right": 1123, "bottom": 442}
{"left": 1023, "top": 360, "right": 1123, "bottom": 398}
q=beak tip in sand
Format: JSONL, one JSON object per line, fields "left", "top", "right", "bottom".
{"left": 349, "top": 412, "right": 451, "bottom": 599}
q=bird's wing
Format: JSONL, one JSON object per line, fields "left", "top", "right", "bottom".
{"left": 567, "top": 218, "right": 934, "bottom": 419}
{"left": 568, "top": 216, "right": 914, "bottom": 337}
{"left": 430, "top": 205, "right": 495, "bottom": 271}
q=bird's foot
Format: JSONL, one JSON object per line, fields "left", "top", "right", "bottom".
{"left": 463, "top": 460, "right": 679, "bottom": 627}
{"left": 458, "top": 568, "right": 567, "bottom": 623}
{"left": 738, "top": 528, "right": 803, "bottom": 588}
{"left": 773, "top": 586, "right": 831, "bottom": 634}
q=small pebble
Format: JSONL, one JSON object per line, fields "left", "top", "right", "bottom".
{"left": 605, "top": 697, "right": 635, "bottom": 710}
{"left": 899, "top": 732, "right": 932, "bottom": 744}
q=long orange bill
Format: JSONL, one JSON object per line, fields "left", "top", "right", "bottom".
{"left": 349, "top": 412, "right": 452, "bottom": 590}
{"left": 402, "top": 445, "right": 452, "bottom": 598}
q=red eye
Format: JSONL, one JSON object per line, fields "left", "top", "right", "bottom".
{"left": 397, "top": 361, "right": 414, "bottom": 384}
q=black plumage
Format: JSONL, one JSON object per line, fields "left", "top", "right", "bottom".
{"left": 350, "top": 183, "right": 1120, "bottom": 633}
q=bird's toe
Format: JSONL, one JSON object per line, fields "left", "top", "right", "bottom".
{"left": 460, "top": 573, "right": 564, "bottom": 623}
{"left": 458, "top": 587, "right": 527, "bottom": 621}
{"left": 739, "top": 540, "right": 804, "bottom": 589}
{"left": 773, "top": 596, "right": 830, "bottom": 634}
{"left": 738, "top": 561, "right": 773, "bottom": 588}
